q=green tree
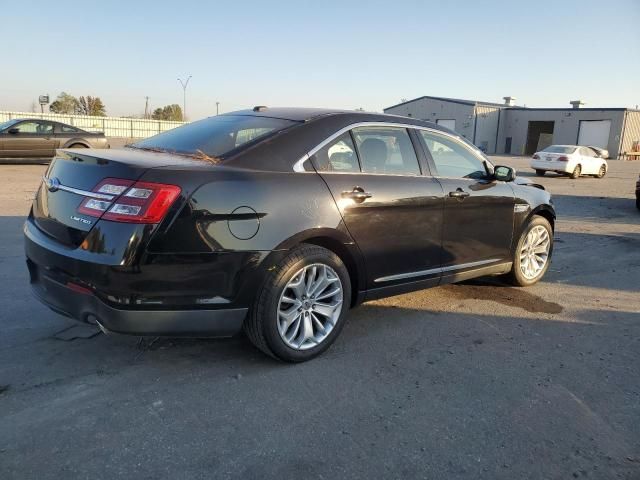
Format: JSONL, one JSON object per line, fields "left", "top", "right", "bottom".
{"left": 152, "top": 104, "right": 183, "bottom": 121}
{"left": 76, "top": 96, "right": 106, "bottom": 116}
{"left": 49, "top": 92, "right": 79, "bottom": 114}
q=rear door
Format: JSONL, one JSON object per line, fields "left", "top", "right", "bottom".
{"left": 312, "top": 126, "right": 444, "bottom": 290}
{"left": 417, "top": 129, "right": 515, "bottom": 274}
{"left": 3, "top": 120, "right": 57, "bottom": 158}
{"left": 578, "top": 146, "right": 599, "bottom": 174}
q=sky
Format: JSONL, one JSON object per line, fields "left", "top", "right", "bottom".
{"left": 2, "top": 0, "right": 639, "bottom": 120}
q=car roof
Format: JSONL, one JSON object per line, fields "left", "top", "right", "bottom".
{"left": 221, "top": 107, "right": 443, "bottom": 129}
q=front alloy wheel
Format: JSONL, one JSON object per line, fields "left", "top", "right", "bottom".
{"left": 596, "top": 164, "right": 606, "bottom": 178}
{"left": 505, "top": 216, "right": 553, "bottom": 286}
{"left": 519, "top": 225, "right": 551, "bottom": 280}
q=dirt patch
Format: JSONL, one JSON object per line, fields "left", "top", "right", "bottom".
{"left": 442, "top": 282, "right": 563, "bottom": 314}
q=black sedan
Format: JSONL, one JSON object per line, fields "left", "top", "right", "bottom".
{"left": 25, "top": 108, "right": 555, "bottom": 362}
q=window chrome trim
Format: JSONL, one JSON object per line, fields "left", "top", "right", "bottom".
{"left": 293, "top": 121, "right": 490, "bottom": 173}
{"left": 41, "top": 176, "right": 116, "bottom": 201}
{"left": 374, "top": 258, "right": 503, "bottom": 283}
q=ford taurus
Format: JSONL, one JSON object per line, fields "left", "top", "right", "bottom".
{"left": 25, "top": 108, "right": 555, "bottom": 362}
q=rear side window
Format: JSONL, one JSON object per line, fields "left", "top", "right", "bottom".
{"left": 60, "top": 124, "right": 80, "bottom": 133}
{"left": 352, "top": 127, "right": 420, "bottom": 175}
{"left": 312, "top": 132, "right": 360, "bottom": 172}
{"left": 132, "top": 115, "right": 297, "bottom": 158}
{"left": 580, "top": 147, "right": 596, "bottom": 157}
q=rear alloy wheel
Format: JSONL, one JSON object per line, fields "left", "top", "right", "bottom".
{"left": 505, "top": 216, "right": 553, "bottom": 287}
{"left": 535, "top": 169, "right": 546, "bottom": 177}
{"left": 244, "top": 244, "right": 351, "bottom": 362}
{"left": 596, "top": 164, "right": 607, "bottom": 178}
{"left": 570, "top": 165, "right": 581, "bottom": 179}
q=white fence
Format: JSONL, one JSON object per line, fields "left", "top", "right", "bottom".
{"left": 0, "top": 111, "right": 186, "bottom": 138}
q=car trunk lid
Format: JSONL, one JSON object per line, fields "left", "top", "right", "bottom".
{"left": 32, "top": 148, "right": 205, "bottom": 247}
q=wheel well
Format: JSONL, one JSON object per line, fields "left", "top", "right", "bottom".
{"left": 303, "top": 236, "right": 360, "bottom": 307}
{"left": 68, "top": 142, "right": 88, "bottom": 148}
{"left": 534, "top": 209, "right": 555, "bottom": 231}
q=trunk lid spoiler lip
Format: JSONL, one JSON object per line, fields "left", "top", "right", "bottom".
{"left": 56, "top": 147, "right": 213, "bottom": 169}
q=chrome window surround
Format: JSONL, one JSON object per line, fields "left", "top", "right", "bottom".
{"left": 292, "top": 121, "right": 491, "bottom": 174}
{"left": 41, "top": 176, "right": 116, "bottom": 201}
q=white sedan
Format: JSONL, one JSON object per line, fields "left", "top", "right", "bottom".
{"left": 531, "top": 145, "right": 608, "bottom": 179}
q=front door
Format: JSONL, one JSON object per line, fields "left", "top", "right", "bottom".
{"left": 311, "top": 126, "right": 444, "bottom": 290}
{"left": 2, "top": 120, "right": 57, "bottom": 158}
{"left": 418, "top": 129, "right": 515, "bottom": 274}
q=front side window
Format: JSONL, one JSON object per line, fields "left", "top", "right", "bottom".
{"left": 13, "top": 121, "right": 53, "bottom": 134}
{"left": 312, "top": 132, "right": 359, "bottom": 172}
{"left": 351, "top": 127, "right": 420, "bottom": 175}
{"left": 420, "top": 130, "right": 486, "bottom": 179}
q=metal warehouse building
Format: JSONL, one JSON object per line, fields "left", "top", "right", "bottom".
{"left": 384, "top": 96, "right": 640, "bottom": 159}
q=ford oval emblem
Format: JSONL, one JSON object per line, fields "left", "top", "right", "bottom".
{"left": 45, "top": 177, "right": 60, "bottom": 192}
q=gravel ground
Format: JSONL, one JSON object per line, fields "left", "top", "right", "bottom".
{"left": 0, "top": 156, "right": 639, "bottom": 479}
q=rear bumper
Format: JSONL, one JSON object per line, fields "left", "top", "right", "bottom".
{"left": 530, "top": 160, "right": 570, "bottom": 172}
{"left": 23, "top": 216, "right": 260, "bottom": 337}
{"left": 28, "top": 258, "right": 247, "bottom": 337}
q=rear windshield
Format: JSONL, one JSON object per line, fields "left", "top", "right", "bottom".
{"left": 542, "top": 145, "right": 576, "bottom": 154}
{"left": 131, "top": 115, "right": 297, "bottom": 159}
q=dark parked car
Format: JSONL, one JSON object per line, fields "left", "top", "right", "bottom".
{"left": 0, "top": 118, "right": 109, "bottom": 161}
{"left": 25, "top": 108, "right": 555, "bottom": 362}
{"left": 636, "top": 173, "right": 640, "bottom": 210}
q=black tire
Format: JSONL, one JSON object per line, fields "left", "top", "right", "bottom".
{"left": 68, "top": 143, "right": 88, "bottom": 148}
{"left": 570, "top": 165, "right": 581, "bottom": 179}
{"left": 243, "top": 244, "right": 351, "bottom": 362}
{"left": 535, "top": 169, "right": 546, "bottom": 177}
{"left": 596, "top": 164, "right": 607, "bottom": 178}
{"left": 504, "top": 216, "right": 553, "bottom": 287}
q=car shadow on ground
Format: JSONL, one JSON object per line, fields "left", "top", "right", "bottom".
{"left": 552, "top": 194, "right": 640, "bottom": 225}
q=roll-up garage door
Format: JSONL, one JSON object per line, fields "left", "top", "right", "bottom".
{"left": 577, "top": 120, "right": 611, "bottom": 148}
{"left": 436, "top": 119, "right": 456, "bottom": 131}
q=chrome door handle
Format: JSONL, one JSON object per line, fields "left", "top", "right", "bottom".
{"left": 341, "top": 187, "right": 373, "bottom": 203}
{"left": 448, "top": 189, "right": 470, "bottom": 199}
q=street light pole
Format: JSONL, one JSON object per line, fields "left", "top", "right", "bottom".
{"left": 177, "top": 75, "right": 192, "bottom": 121}
{"left": 216, "top": 101, "right": 220, "bottom": 115}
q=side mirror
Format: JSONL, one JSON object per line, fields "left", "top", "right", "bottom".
{"left": 8, "top": 128, "right": 19, "bottom": 134}
{"left": 494, "top": 165, "right": 516, "bottom": 182}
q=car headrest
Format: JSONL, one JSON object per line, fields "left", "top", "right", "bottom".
{"left": 360, "top": 138, "right": 387, "bottom": 172}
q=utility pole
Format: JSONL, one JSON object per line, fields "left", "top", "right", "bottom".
{"left": 216, "top": 101, "right": 220, "bottom": 115}
{"left": 177, "top": 75, "right": 192, "bottom": 121}
{"left": 144, "top": 96, "right": 149, "bottom": 119}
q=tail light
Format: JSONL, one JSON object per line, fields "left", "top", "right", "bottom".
{"left": 557, "top": 156, "right": 569, "bottom": 162}
{"left": 77, "top": 177, "right": 181, "bottom": 224}
{"left": 532, "top": 154, "right": 540, "bottom": 160}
